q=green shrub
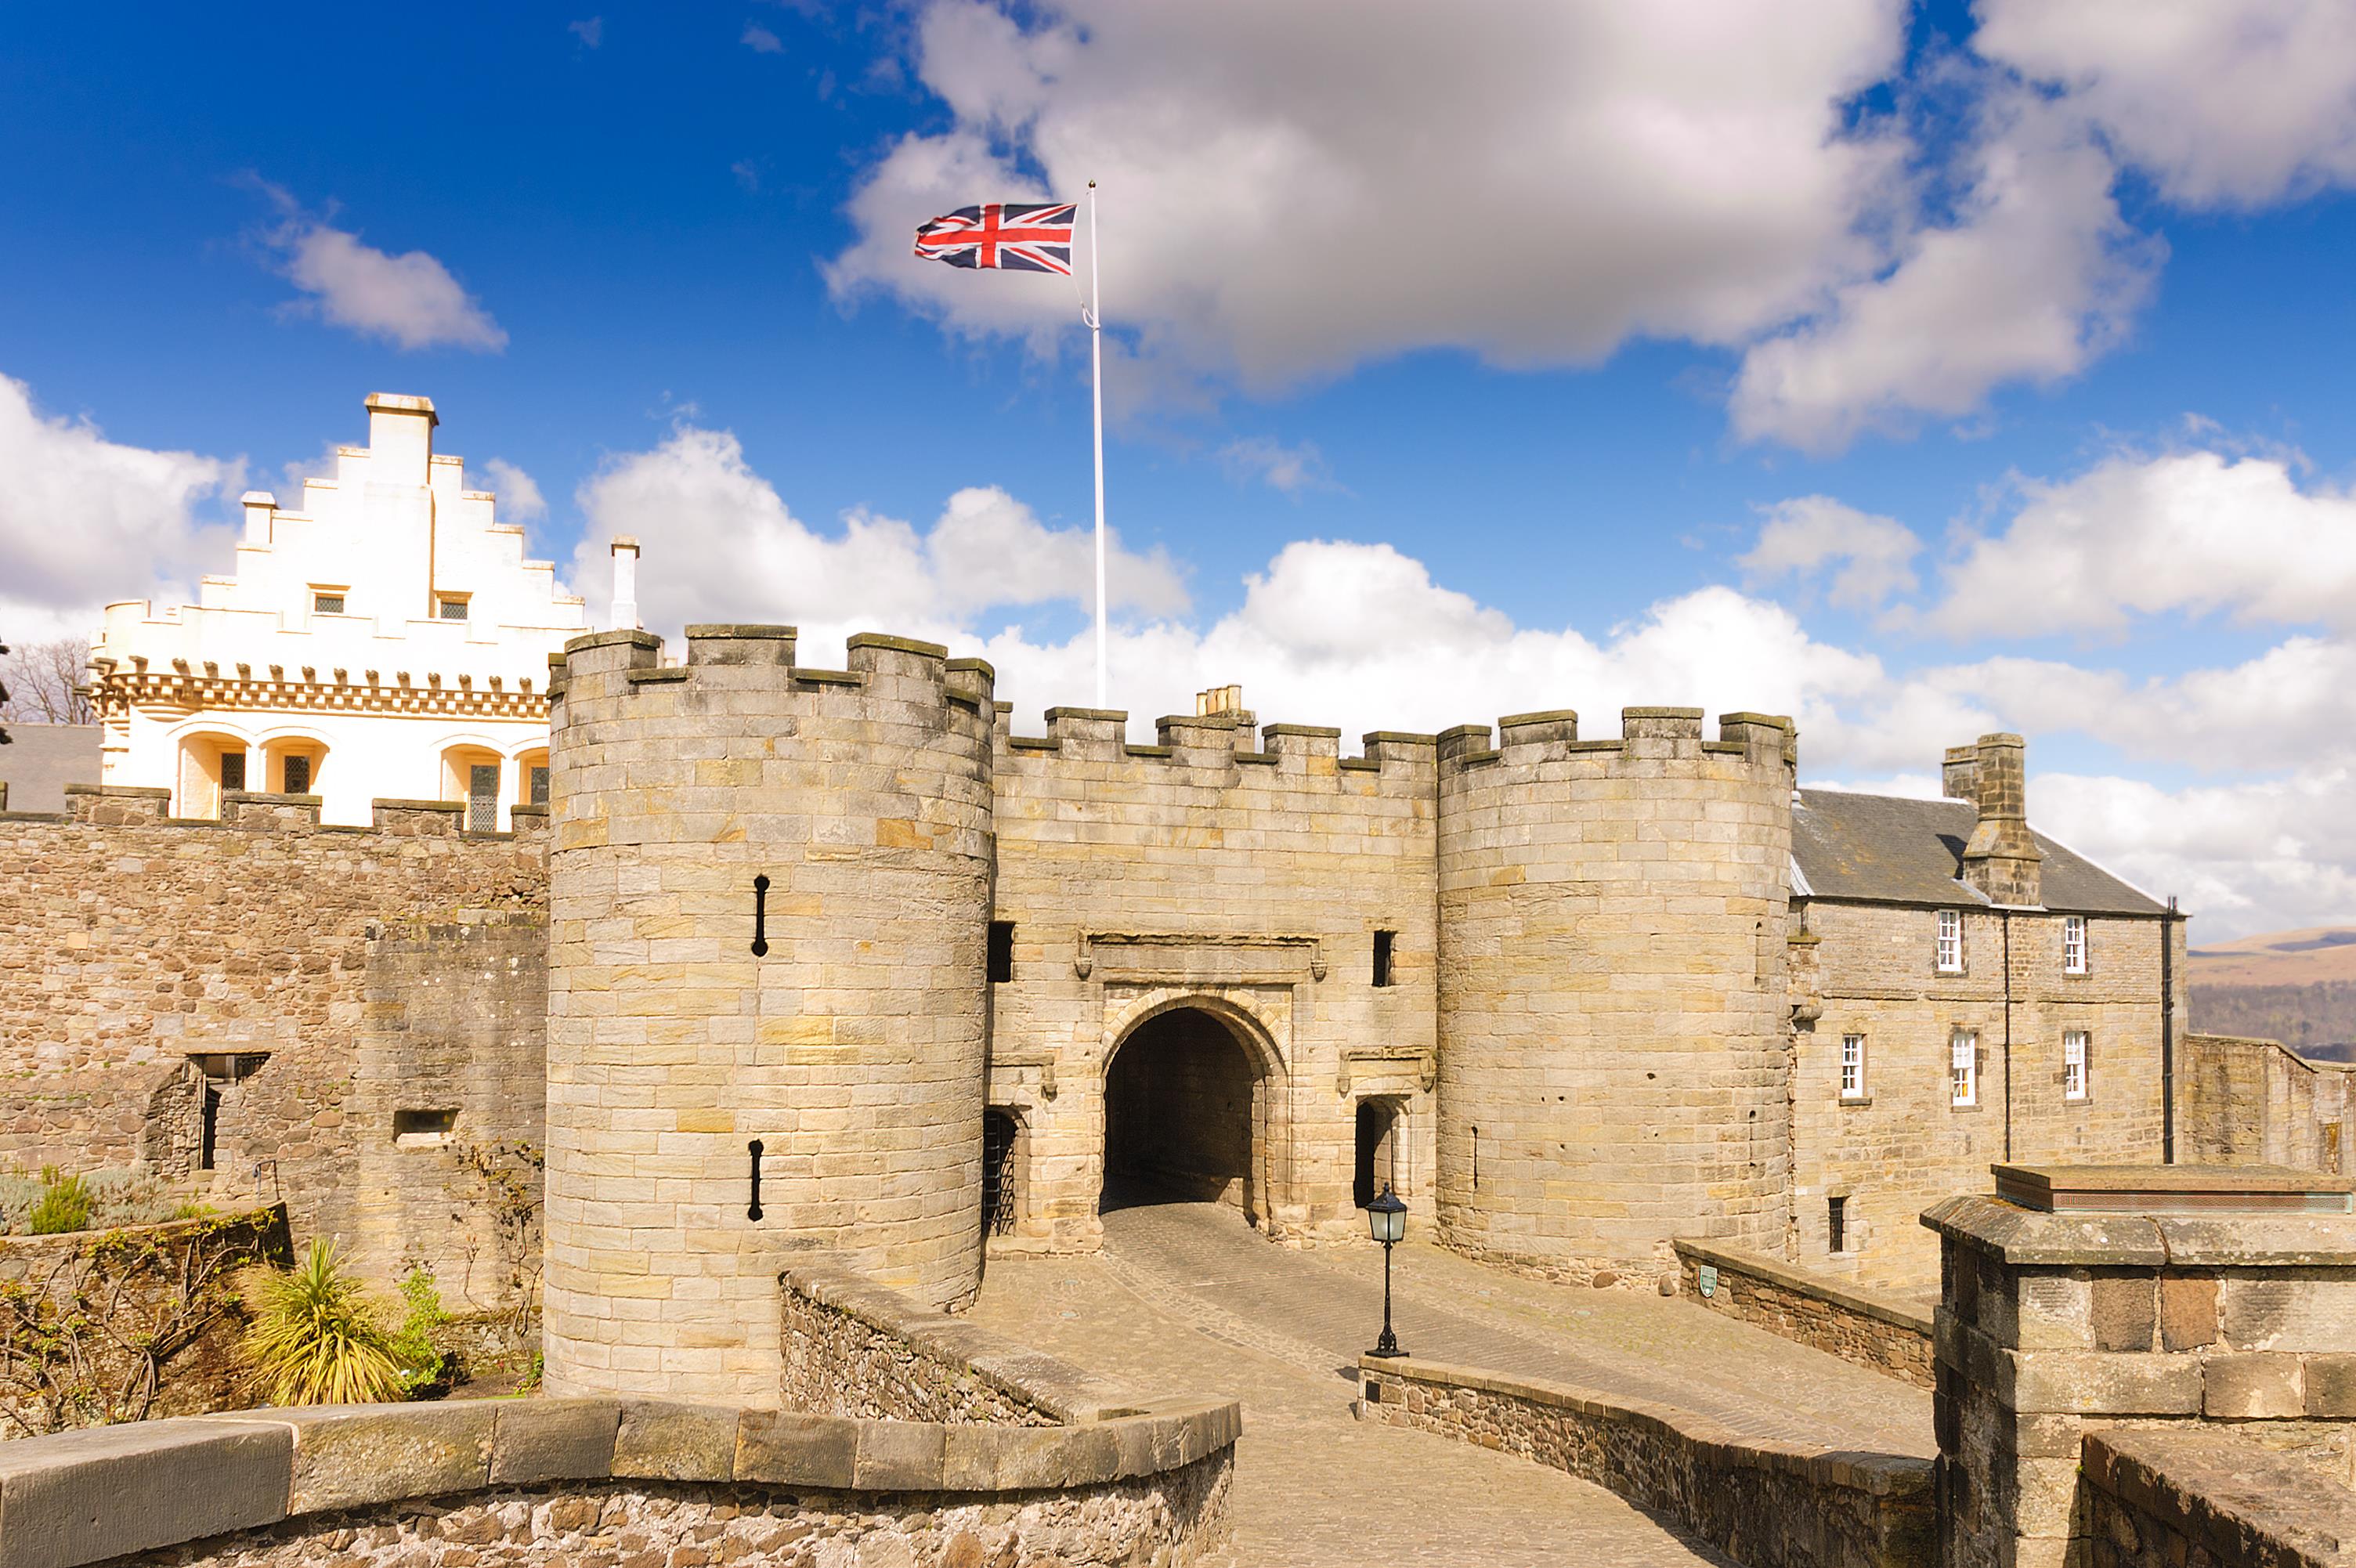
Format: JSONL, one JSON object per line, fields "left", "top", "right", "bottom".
{"left": 241, "top": 1239, "right": 405, "bottom": 1406}
{"left": 27, "top": 1168, "right": 94, "bottom": 1235}
{"left": 387, "top": 1266, "right": 452, "bottom": 1393}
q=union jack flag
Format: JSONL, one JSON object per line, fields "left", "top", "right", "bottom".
{"left": 912, "top": 201, "right": 1076, "bottom": 275}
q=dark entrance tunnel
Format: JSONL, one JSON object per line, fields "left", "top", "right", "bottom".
{"left": 1101, "top": 1006, "right": 1260, "bottom": 1214}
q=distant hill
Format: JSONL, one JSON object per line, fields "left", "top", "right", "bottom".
{"left": 2188, "top": 927, "right": 2356, "bottom": 1060}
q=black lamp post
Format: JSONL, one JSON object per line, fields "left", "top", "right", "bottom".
{"left": 1364, "top": 1183, "right": 1407, "bottom": 1359}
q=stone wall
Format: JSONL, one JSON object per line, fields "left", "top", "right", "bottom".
{"left": 1927, "top": 1190, "right": 2356, "bottom": 1568}
{"left": 777, "top": 1260, "right": 1141, "bottom": 1426}
{"left": 2078, "top": 1427, "right": 2356, "bottom": 1568}
{"left": 1357, "top": 1354, "right": 1931, "bottom": 1568}
{"left": 1790, "top": 902, "right": 2178, "bottom": 1291}
{"left": 1671, "top": 1237, "right": 1933, "bottom": 1388}
{"left": 0, "top": 1395, "right": 1239, "bottom": 1568}
{"left": 986, "top": 706, "right": 1439, "bottom": 1250}
{"left": 0, "top": 1205, "right": 291, "bottom": 1437}
{"left": 1434, "top": 710, "right": 1796, "bottom": 1288}
{"left": 0, "top": 787, "right": 545, "bottom": 1293}
{"left": 2183, "top": 1032, "right": 2352, "bottom": 1175}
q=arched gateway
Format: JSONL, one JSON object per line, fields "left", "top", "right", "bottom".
{"left": 1100, "top": 999, "right": 1281, "bottom": 1226}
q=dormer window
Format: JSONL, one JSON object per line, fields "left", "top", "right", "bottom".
{"left": 312, "top": 589, "right": 346, "bottom": 615}
{"left": 437, "top": 594, "right": 470, "bottom": 621}
{"left": 1935, "top": 909, "right": 1964, "bottom": 974}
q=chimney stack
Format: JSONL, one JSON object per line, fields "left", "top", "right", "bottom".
{"left": 609, "top": 537, "right": 641, "bottom": 632}
{"left": 1960, "top": 732, "right": 2043, "bottom": 906}
{"left": 1942, "top": 745, "right": 1979, "bottom": 804}
{"left": 362, "top": 392, "right": 438, "bottom": 484}
{"left": 240, "top": 492, "right": 277, "bottom": 545}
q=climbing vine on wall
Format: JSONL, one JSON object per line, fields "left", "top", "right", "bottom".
{"left": 0, "top": 1205, "right": 291, "bottom": 1436}
{"left": 448, "top": 1140, "right": 543, "bottom": 1334}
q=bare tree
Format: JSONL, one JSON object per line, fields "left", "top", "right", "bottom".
{"left": 0, "top": 638, "right": 94, "bottom": 725}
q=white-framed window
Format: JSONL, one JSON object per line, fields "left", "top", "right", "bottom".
{"left": 1950, "top": 1028, "right": 1979, "bottom": 1107}
{"left": 2063, "top": 915, "right": 2087, "bottom": 975}
{"left": 1936, "top": 909, "right": 1964, "bottom": 974}
{"left": 2064, "top": 1030, "right": 2090, "bottom": 1101}
{"left": 1840, "top": 1034, "right": 1867, "bottom": 1100}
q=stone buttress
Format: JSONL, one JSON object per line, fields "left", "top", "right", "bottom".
{"left": 542, "top": 626, "right": 996, "bottom": 1402}
{"left": 1433, "top": 709, "right": 1797, "bottom": 1286}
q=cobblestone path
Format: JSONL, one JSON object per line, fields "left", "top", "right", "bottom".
{"left": 971, "top": 1238, "right": 1738, "bottom": 1566}
{"left": 974, "top": 1201, "right": 1935, "bottom": 1563}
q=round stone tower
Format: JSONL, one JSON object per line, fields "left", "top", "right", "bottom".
{"left": 1433, "top": 707, "right": 1794, "bottom": 1286}
{"left": 542, "top": 626, "right": 997, "bottom": 1402}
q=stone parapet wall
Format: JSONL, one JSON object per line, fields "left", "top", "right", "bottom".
{"left": 0, "top": 1205, "right": 291, "bottom": 1437}
{"left": 1357, "top": 1354, "right": 1931, "bottom": 1568}
{"left": 779, "top": 1259, "right": 1135, "bottom": 1425}
{"left": 0, "top": 787, "right": 546, "bottom": 1293}
{"left": 2184, "top": 1032, "right": 2352, "bottom": 1176}
{"left": 2078, "top": 1427, "right": 2356, "bottom": 1568}
{"left": 0, "top": 1394, "right": 1239, "bottom": 1568}
{"left": 1671, "top": 1237, "right": 1933, "bottom": 1388}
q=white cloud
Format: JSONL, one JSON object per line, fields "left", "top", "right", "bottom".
{"left": 743, "top": 22, "right": 783, "bottom": 54}
{"left": 732, "top": 160, "right": 761, "bottom": 193}
{"left": 1928, "top": 448, "right": 2356, "bottom": 637}
{"left": 479, "top": 458, "right": 547, "bottom": 522}
{"left": 1738, "top": 496, "right": 1922, "bottom": 610}
{"left": 828, "top": 0, "right": 1909, "bottom": 392}
{"left": 252, "top": 186, "right": 508, "bottom": 353}
{"left": 566, "top": 422, "right": 1188, "bottom": 638}
{"left": 1975, "top": 0, "right": 2356, "bottom": 208}
{"left": 1731, "top": 89, "right": 2160, "bottom": 452}
{"left": 0, "top": 374, "right": 242, "bottom": 643}
{"left": 569, "top": 16, "right": 603, "bottom": 49}
{"left": 1217, "top": 437, "right": 1337, "bottom": 496}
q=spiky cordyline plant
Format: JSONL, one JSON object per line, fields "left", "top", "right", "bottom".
{"left": 240, "top": 1238, "right": 404, "bottom": 1406}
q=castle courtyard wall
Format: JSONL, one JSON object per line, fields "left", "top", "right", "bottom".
{"left": 985, "top": 707, "right": 1439, "bottom": 1249}
{"left": 1791, "top": 901, "right": 2177, "bottom": 1291}
{"left": 0, "top": 785, "right": 547, "bottom": 1292}
{"left": 2182, "top": 1031, "right": 2352, "bottom": 1174}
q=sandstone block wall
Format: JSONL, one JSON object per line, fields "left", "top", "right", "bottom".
{"left": 0, "top": 786, "right": 547, "bottom": 1288}
{"left": 2183, "top": 1031, "right": 2352, "bottom": 1175}
{"left": 1792, "top": 904, "right": 2177, "bottom": 1290}
{"left": 986, "top": 709, "right": 1439, "bottom": 1248}
{"left": 543, "top": 628, "right": 997, "bottom": 1404}
{"left": 1434, "top": 710, "right": 1794, "bottom": 1284}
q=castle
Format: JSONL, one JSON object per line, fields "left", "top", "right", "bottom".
{"left": 536, "top": 623, "right": 2186, "bottom": 1402}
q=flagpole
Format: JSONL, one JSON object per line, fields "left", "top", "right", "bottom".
{"left": 1087, "top": 179, "right": 1107, "bottom": 710}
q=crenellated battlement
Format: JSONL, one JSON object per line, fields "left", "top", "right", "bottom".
{"left": 992, "top": 706, "right": 1440, "bottom": 791}
{"left": 4, "top": 782, "right": 551, "bottom": 841}
{"left": 1435, "top": 707, "right": 1796, "bottom": 778}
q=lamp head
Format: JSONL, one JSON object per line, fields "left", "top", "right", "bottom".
{"left": 1366, "top": 1183, "right": 1407, "bottom": 1245}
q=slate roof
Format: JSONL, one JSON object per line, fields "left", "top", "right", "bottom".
{"left": 0, "top": 724, "right": 102, "bottom": 814}
{"left": 1791, "top": 788, "right": 2166, "bottom": 916}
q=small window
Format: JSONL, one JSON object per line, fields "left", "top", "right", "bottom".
{"left": 219, "top": 751, "right": 246, "bottom": 793}
{"left": 437, "top": 595, "right": 470, "bottom": 620}
{"left": 1936, "top": 909, "right": 1964, "bottom": 973}
{"left": 2064, "top": 1030, "right": 2090, "bottom": 1101}
{"left": 987, "top": 921, "right": 1014, "bottom": 984}
{"left": 282, "top": 754, "right": 311, "bottom": 794}
{"left": 393, "top": 1108, "right": 458, "bottom": 1147}
{"left": 529, "top": 765, "right": 551, "bottom": 806}
{"left": 1828, "top": 1195, "right": 1848, "bottom": 1254}
{"left": 1840, "top": 1034, "right": 1866, "bottom": 1100}
{"left": 2063, "top": 915, "right": 2087, "bottom": 975}
{"left": 1373, "top": 930, "right": 1397, "bottom": 988}
{"left": 1950, "top": 1028, "right": 1979, "bottom": 1107}
{"left": 467, "top": 764, "right": 499, "bottom": 832}
{"left": 312, "top": 591, "right": 345, "bottom": 615}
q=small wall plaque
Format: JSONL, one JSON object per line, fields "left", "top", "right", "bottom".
{"left": 1697, "top": 1263, "right": 1718, "bottom": 1299}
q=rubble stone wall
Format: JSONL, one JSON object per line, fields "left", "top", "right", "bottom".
{"left": 1672, "top": 1238, "right": 1933, "bottom": 1388}
{"left": 2183, "top": 1032, "right": 2353, "bottom": 1176}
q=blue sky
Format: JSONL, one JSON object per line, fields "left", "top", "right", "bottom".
{"left": 5, "top": 2, "right": 2356, "bottom": 938}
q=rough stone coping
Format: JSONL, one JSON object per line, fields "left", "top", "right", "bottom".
{"left": 623, "top": 666, "right": 691, "bottom": 684}
{"left": 1359, "top": 1355, "right": 1934, "bottom": 1490}
{"left": 1924, "top": 1194, "right": 2356, "bottom": 1266}
{"left": 0, "top": 1395, "right": 1241, "bottom": 1568}
{"left": 791, "top": 667, "right": 865, "bottom": 687}
{"left": 1718, "top": 711, "right": 1793, "bottom": 729}
{"left": 1622, "top": 706, "right": 1706, "bottom": 718}
{"left": 1123, "top": 744, "right": 1174, "bottom": 759}
{"left": 1498, "top": 709, "right": 1580, "bottom": 728}
{"left": 1992, "top": 1160, "right": 2355, "bottom": 1212}
{"left": 370, "top": 797, "right": 467, "bottom": 813}
{"left": 1260, "top": 723, "right": 1342, "bottom": 739}
{"left": 685, "top": 623, "right": 798, "bottom": 639}
{"left": 847, "top": 632, "right": 950, "bottom": 659}
{"left": 62, "top": 784, "right": 171, "bottom": 799}
{"left": 0, "top": 1201, "right": 284, "bottom": 1259}
{"left": 563, "top": 628, "right": 662, "bottom": 655}
{"left": 782, "top": 1260, "right": 1139, "bottom": 1424}
{"left": 1362, "top": 731, "right": 1439, "bottom": 746}
{"left": 1670, "top": 1238, "right": 1933, "bottom": 1337}
{"left": 222, "top": 790, "right": 323, "bottom": 806}
{"left": 945, "top": 656, "right": 996, "bottom": 683}
{"left": 2083, "top": 1427, "right": 2356, "bottom": 1566}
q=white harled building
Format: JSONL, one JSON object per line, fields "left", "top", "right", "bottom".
{"left": 89, "top": 392, "right": 612, "bottom": 829}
